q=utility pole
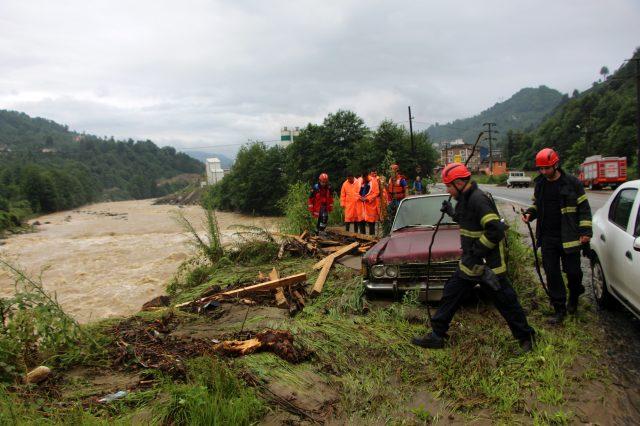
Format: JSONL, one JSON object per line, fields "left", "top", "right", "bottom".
{"left": 408, "top": 106, "right": 415, "bottom": 155}
{"left": 483, "top": 122, "right": 498, "bottom": 174}
{"left": 634, "top": 58, "right": 640, "bottom": 176}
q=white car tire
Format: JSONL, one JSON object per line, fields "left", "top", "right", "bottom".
{"left": 591, "top": 257, "right": 613, "bottom": 309}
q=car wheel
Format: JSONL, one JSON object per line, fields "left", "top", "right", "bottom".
{"left": 524, "top": 183, "right": 529, "bottom": 188}
{"left": 592, "top": 257, "right": 613, "bottom": 309}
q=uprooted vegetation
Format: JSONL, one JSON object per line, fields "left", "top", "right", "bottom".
{"left": 0, "top": 211, "right": 636, "bottom": 424}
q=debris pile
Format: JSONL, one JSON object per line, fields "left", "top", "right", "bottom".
{"left": 274, "top": 227, "right": 378, "bottom": 258}
{"left": 110, "top": 313, "right": 214, "bottom": 377}
{"left": 213, "top": 329, "right": 309, "bottom": 362}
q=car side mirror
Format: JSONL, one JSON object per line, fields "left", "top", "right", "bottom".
{"left": 634, "top": 236, "right": 640, "bottom": 252}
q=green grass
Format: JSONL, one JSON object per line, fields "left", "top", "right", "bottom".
{"left": 0, "top": 223, "right": 613, "bottom": 424}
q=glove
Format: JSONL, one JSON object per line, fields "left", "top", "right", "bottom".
{"left": 480, "top": 266, "right": 501, "bottom": 291}
{"left": 440, "top": 200, "right": 454, "bottom": 217}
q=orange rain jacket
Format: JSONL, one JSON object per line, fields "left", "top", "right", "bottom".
{"left": 358, "top": 177, "right": 380, "bottom": 223}
{"left": 340, "top": 178, "right": 361, "bottom": 223}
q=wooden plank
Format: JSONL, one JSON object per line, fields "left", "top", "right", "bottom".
{"left": 311, "top": 257, "right": 334, "bottom": 296}
{"left": 299, "top": 230, "right": 308, "bottom": 240}
{"left": 270, "top": 268, "right": 289, "bottom": 309}
{"left": 312, "top": 242, "right": 359, "bottom": 270}
{"left": 175, "top": 273, "right": 306, "bottom": 308}
{"left": 325, "top": 227, "right": 379, "bottom": 242}
{"left": 292, "top": 290, "right": 306, "bottom": 307}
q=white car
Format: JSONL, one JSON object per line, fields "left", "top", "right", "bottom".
{"left": 591, "top": 179, "right": 640, "bottom": 318}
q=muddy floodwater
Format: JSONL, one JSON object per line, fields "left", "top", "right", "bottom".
{"left": 0, "top": 200, "right": 279, "bottom": 323}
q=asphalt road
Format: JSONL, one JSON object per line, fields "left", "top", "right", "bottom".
{"left": 477, "top": 184, "right": 613, "bottom": 213}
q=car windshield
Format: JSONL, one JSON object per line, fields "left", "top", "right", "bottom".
{"left": 392, "top": 195, "right": 457, "bottom": 231}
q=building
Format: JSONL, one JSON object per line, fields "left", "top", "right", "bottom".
{"left": 440, "top": 142, "right": 481, "bottom": 172}
{"left": 205, "top": 158, "right": 225, "bottom": 185}
{"left": 280, "top": 126, "right": 300, "bottom": 147}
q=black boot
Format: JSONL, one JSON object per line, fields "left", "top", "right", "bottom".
{"left": 547, "top": 306, "right": 566, "bottom": 325}
{"left": 411, "top": 332, "right": 445, "bottom": 349}
{"left": 518, "top": 332, "right": 536, "bottom": 354}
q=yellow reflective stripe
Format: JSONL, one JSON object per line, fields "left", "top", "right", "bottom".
{"left": 460, "top": 229, "right": 483, "bottom": 238}
{"left": 480, "top": 213, "right": 500, "bottom": 227}
{"left": 579, "top": 220, "right": 592, "bottom": 227}
{"left": 561, "top": 207, "right": 576, "bottom": 214}
{"left": 562, "top": 240, "right": 581, "bottom": 249}
{"left": 479, "top": 234, "right": 496, "bottom": 249}
{"left": 578, "top": 194, "right": 588, "bottom": 204}
{"left": 529, "top": 205, "right": 537, "bottom": 210}
{"left": 491, "top": 241, "right": 507, "bottom": 274}
{"left": 459, "top": 262, "right": 484, "bottom": 276}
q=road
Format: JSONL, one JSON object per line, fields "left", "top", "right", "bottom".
{"left": 477, "top": 184, "right": 612, "bottom": 213}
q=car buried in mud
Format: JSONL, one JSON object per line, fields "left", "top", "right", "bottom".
{"left": 362, "top": 194, "right": 462, "bottom": 301}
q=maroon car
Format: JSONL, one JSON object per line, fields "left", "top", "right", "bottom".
{"left": 362, "top": 194, "right": 462, "bottom": 301}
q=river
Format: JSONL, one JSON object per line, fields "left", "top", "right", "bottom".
{"left": 0, "top": 199, "right": 279, "bottom": 323}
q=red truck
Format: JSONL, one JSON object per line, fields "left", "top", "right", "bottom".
{"left": 579, "top": 155, "right": 627, "bottom": 189}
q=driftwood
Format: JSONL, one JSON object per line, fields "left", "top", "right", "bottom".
{"left": 325, "top": 227, "right": 379, "bottom": 242}
{"left": 312, "top": 256, "right": 334, "bottom": 297}
{"left": 213, "top": 329, "right": 307, "bottom": 362}
{"left": 270, "top": 268, "right": 289, "bottom": 308}
{"left": 312, "top": 242, "right": 359, "bottom": 270}
{"left": 175, "top": 273, "right": 307, "bottom": 309}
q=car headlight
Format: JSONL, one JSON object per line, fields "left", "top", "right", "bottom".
{"left": 371, "top": 264, "right": 385, "bottom": 278}
{"left": 385, "top": 265, "right": 398, "bottom": 278}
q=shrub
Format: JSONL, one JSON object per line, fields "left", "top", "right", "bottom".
{"left": 279, "top": 182, "right": 315, "bottom": 234}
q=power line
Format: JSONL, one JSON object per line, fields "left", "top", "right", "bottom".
{"left": 176, "top": 139, "right": 282, "bottom": 150}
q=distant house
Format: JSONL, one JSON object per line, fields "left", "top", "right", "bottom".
{"left": 205, "top": 158, "right": 225, "bottom": 185}
{"left": 41, "top": 148, "right": 57, "bottom": 153}
{"left": 440, "top": 142, "right": 481, "bottom": 172}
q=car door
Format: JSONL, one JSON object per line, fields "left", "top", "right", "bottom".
{"left": 626, "top": 192, "right": 640, "bottom": 310}
{"left": 605, "top": 187, "right": 638, "bottom": 304}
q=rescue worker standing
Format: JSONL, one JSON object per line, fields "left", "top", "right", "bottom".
{"left": 340, "top": 172, "right": 361, "bottom": 232}
{"left": 523, "top": 148, "right": 592, "bottom": 324}
{"left": 308, "top": 173, "right": 333, "bottom": 235}
{"left": 412, "top": 163, "right": 535, "bottom": 352}
{"left": 358, "top": 171, "right": 379, "bottom": 235}
{"left": 386, "top": 164, "right": 408, "bottom": 230}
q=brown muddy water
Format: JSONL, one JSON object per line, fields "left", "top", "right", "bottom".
{"left": 0, "top": 200, "right": 280, "bottom": 323}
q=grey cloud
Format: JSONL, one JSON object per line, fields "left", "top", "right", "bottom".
{"left": 1, "top": 0, "right": 639, "bottom": 155}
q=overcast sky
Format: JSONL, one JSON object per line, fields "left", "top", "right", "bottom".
{"left": 1, "top": 0, "right": 639, "bottom": 157}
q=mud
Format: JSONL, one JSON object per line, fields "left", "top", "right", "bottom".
{"left": 0, "top": 199, "right": 279, "bottom": 323}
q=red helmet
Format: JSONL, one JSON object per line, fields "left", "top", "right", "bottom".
{"left": 535, "top": 148, "right": 559, "bottom": 168}
{"left": 319, "top": 173, "right": 329, "bottom": 183}
{"left": 441, "top": 163, "right": 471, "bottom": 184}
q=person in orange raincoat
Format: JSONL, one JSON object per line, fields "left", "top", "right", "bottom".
{"left": 340, "top": 172, "right": 361, "bottom": 232}
{"left": 370, "top": 169, "right": 386, "bottom": 222}
{"left": 358, "top": 170, "right": 379, "bottom": 235}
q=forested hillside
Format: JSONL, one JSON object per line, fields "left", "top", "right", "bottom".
{"left": 426, "top": 86, "right": 564, "bottom": 145}
{"left": 205, "top": 110, "right": 439, "bottom": 216}
{"left": 504, "top": 47, "right": 640, "bottom": 173}
{"left": 0, "top": 110, "right": 204, "bottom": 231}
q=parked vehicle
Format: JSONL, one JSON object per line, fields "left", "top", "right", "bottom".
{"left": 506, "top": 171, "right": 532, "bottom": 188}
{"left": 362, "top": 194, "right": 462, "bottom": 301}
{"left": 579, "top": 155, "right": 627, "bottom": 189}
{"left": 590, "top": 179, "right": 640, "bottom": 318}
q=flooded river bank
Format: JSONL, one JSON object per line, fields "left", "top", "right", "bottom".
{"left": 0, "top": 199, "right": 279, "bottom": 323}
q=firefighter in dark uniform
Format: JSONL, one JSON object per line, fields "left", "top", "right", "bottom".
{"left": 412, "top": 163, "right": 535, "bottom": 352}
{"left": 523, "top": 148, "right": 592, "bottom": 324}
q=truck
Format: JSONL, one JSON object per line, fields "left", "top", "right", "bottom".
{"left": 506, "top": 171, "right": 532, "bottom": 188}
{"left": 579, "top": 155, "right": 627, "bottom": 189}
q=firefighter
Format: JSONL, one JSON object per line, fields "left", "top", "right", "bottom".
{"left": 308, "top": 173, "right": 333, "bottom": 235}
{"left": 522, "top": 148, "right": 592, "bottom": 324}
{"left": 412, "top": 163, "right": 535, "bottom": 352}
{"left": 357, "top": 170, "right": 379, "bottom": 235}
{"left": 340, "top": 172, "right": 361, "bottom": 232}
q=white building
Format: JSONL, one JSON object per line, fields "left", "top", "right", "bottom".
{"left": 205, "top": 158, "right": 225, "bottom": 185}
{"left": 279, "top": 126, "right": 300, "bottom": 147}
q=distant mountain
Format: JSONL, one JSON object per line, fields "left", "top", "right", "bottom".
{"left": 426, "top": 85, "right": 564, "bottom": 145}
{"left": 505, "top": 47, "right": 640, "bottom": 173}
{"left": 183, "top": 150, "right": 233, "bottom": 168}
{"left": 0, "top": 109, "right": 204, "bottom": 225}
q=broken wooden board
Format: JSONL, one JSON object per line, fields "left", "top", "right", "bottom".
{"left": 312, "top": 242, "right": 359, "bottom": 271}
{"left": 270, "top": 268, "right": 288, "bottom": 308}
{"left": 311, "top": 256, "right": 334, "bottom": 297}
{"left": 175, "top": 273, "right": 307, "bottom": 308}
{"left": 325, "top": 227, "right": 379, "bottom": 242}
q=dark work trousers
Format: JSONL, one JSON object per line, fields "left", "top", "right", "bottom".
{"left": 540, "top": 235, "right": 584, "bottom": 311}
{"left": 358, "top": 221, "right": 375, "bottom": 235}
{"left": 431, "top": 270, "right": 534, "bottom": 342}
{"left": 316, "top": 207, "right": 328, "bottom": 233}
